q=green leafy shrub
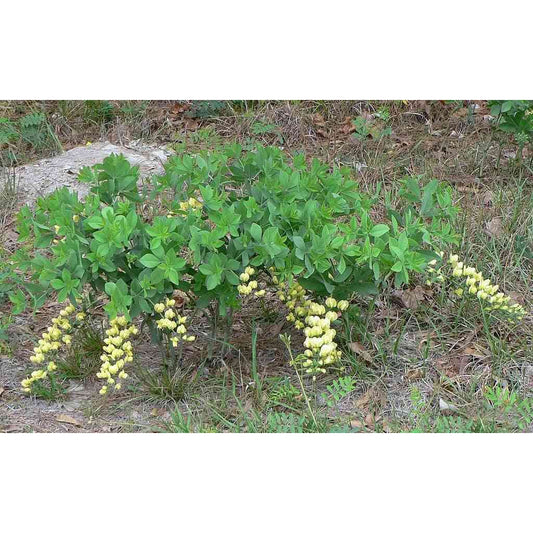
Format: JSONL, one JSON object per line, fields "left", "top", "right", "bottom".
{"left": 10, "top": 144, "right": 460, "bottom": 394}
{"left": 83, "top": 100, "right": 115, "bottom": 124}
{"left": 352, "top": 114, "right": 391, "bottom": 142}
{"left": 489, "top": 100, "right": 533, "bottom": 158}
{"left": 187, "top": 101, "right": 228, "bottom": 119}
{"left": 0, "top": 112, "right": 61, "bottom": 162}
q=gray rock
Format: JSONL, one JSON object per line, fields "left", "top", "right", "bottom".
{"left": 15, "top": 141, "right": 173, "bottom": 205}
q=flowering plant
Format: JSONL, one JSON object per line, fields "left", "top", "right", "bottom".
{"left": 11, "top": 145, "right": 464, "bottom": 390}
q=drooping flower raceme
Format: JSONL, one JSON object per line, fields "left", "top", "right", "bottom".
{"left": 97, "top": 316, "right": 138, "bottom": 395}
{"left": 21, "top": 301, "right": 85, "bottom": 393}
{"left": 447, "top": 254, "right": 526, "bottom": 320}
{"left": 272, "top": 274, "right": 349, "bottom": 376}
{"left": 426, "top": 252, "right": 526, "bottom": 322}
{"left": 237, "top": 267, "right": 265, "bottom": 297}
{"left": 154, "top": 298, "right": 196, "bottom": 346}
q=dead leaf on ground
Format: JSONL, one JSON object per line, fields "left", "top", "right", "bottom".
{"left": 350, "top": 419, "right": 363, "bottom": 429}
{"left": 462, "top": 344, "right": 489, "bottom": 360}
{"left": 312, "top": 113, "right": 326, "bottom": 128}
{"left": 0, "top": 387, "right": 5, "bottom": 397}
{"left": 414, "top": 330, "right": 437, "bottom": 351}
{"left": 172, "top": 290, "right": 190, "bottom": 307}
{"left": 393, "top": 285, "right": 431, "bottom": 310}
{"left": 170, "top": 102, "right": 190, "bottom": 115}
{"left": 348, "top": 341, "right": 373, "bottom": 364}
{"left": 266, "top": 320, "right": 285, "bottom": 337}
{"left": 435, "top": 357, "right": 460, "bottom": 379}
{"left": 439, "top": 398, "right": 459, "bottom": 414}
{"left": 355, "top": 386, "right": 386, "bottom": 412}
{"left": 339, "top": 117, "right": 356, "bottom": 136}
{"left": 508, "top": 291, "right": 526, "bottom": 306}
{"left": 1, "top": 425, "right": 22, "bottom": 433}
{"left": 183, "top": 118, "right": 199, "bottom": 131}
{"left": 406, "top": 368, "right": 425, "bottom": 381}
{"left": 480, "top": 190, "right": 494, "bottom": 207}
{"left": 55, "top": 414, "right": 82, "bottom": 427}
{"left": 485, "top": 217, "right": 503, "bottom": 238}
{"left": 151, "top": 408, "right": 167, "bottom": 417}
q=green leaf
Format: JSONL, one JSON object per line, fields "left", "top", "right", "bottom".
{"left": 370, "top": 224, "right": 389, "bottom": 238}
{"left": 9, "top": 289, "right": 26, "bottom": 314}
{"left": 391, "top": 261, "right": 403, "bottom": 272}
{"left": 250, "top": 223, "right": 262, "bottom": 242}
{"left": 139, "top": 254, "right": 161, "bottom": 268}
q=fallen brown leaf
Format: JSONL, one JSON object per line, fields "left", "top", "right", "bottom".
{"left": 170, "top": 102, "right": 190, "bottom": 115}
{"left": 508, "top": 291, "right": 526, "bottom": 306}
{"left": 355, "top": 389, "right": 373, "bottom": 409}
{"left": 312, "top": 113, "right": 326, "bottom": 128}
{"left": 406, "top": 368, "right": 425, "bottom": 381}
{"left": 183, "top": 118, "right": 199, "bottom": 131}
{"left": 339, "top": 117, "right": 356, "bottom": 135}
{"left": 55, "top": 414, "right": 82, "bottom": 427}
{"left": 355, "top": 386, "right": 386, "bottom": 412}
{"left": 415, "top": 329, "right": 437, "bottom": 351}
{"left": 393, "top": 285, "right": 431, "bottom": 310}
{"left": 480, "top": 190, "right": 494, "bottom": 207}
{"left": 348, "top": 341, "right": 373, "bottom": 364}
{"left": 1, "top": 425, "right": 22, "bottom": 433}
{"left": 439, "top": 398, "right": 459, "bottom": 414}
{"left": 485, "top": 217, "right": 503, "bottom": 238}
{"left": 462, "top": 344, "right": 488, "bottom": 360}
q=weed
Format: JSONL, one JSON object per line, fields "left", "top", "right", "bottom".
{"left": 84, "top": 100, "right": 115, "bottom": 125}
{"left": 56, "top": 324, "right": 104, "bottom": 380}
{"left": 135, "top": 365, "right": 195, "bottom": 403}
{"left": 322, "top": 376, "right": 356, "bottom": 408}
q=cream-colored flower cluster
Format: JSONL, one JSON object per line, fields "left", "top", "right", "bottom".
{"left": 97, "top": 316, "right": 138, "bottom": 395}
{"left": 272, "top": 274, "right": 349, "bottom": 376}
{"left": 21, "top": 302, "right": 85, "bottom": 393}
{"left": 178, "top": 197, "right": 203, "bottom": 217}
{"left": 154, "top": 298, "right": 196, "bottom": 346}
{"left": 166, "top": 197, "right": 203, "bottom": 219}
{"left": 447, "top": 254, "right": 526, "bottom": 320}
{"left": 237, "top": 267, "right": 265, "bottom": 297}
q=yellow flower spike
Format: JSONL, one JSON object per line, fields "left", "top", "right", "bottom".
{"left": 454, "top": 288, "right": 464, "bottom": 297}
{"left": 239, "top": 272, "right": 250, "bottom": 282}
{"left": 325, "top": 297, "right": 337, "bottom": 308}
{"left": 165, "top": 309, "right": 176, "bottom": 319}
{"left": 114, "top": 383, "right": 122, "bottom": 391}
{"left": 154, "top": 303, "right": 165, "bottom": 313}
{"left": 99, "top": 386, "right": 108, "bottom": 395}
{"left": 337, "top": 301, "right": 349, "bottom": 311}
